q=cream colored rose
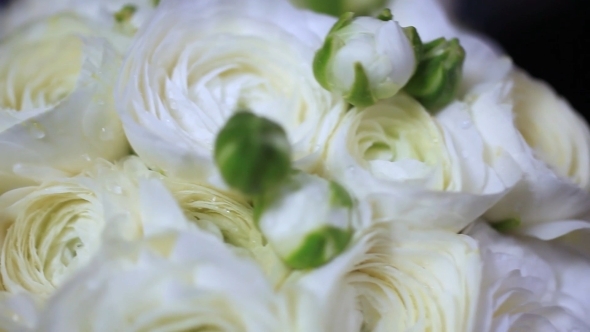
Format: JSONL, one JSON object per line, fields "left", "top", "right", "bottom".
{"left": 116, "top": 0, "right": 346, "bottom": 183}
{"left": 0, "top": 13, "right": 129, "bottom": 194}
{"left": 162, "top": 176, "right": 289, "bottom": 284}
{"left": 471, "top": 72, "right": 590, "bottom": 239}
{"left": 468, "top": 222, "right": 590, "bottom": 331}
{"left": 324, "top": 93, "right": 519, "bottom": 231}
{"left": 347, "top": 223, "right": 482, "bottom": 331}
{"left": 0, "top": 0, "right": 158, "bottom": 38}
{"left": 36, "top": 228, "right": 360, "bottom": 332}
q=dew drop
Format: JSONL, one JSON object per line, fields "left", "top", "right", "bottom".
{"left": 110, "top": 185, "right": 123, "bottom": 194}
{"left": 81, "top": 154, "right": 92, "bottom": 162}
{"left": 211, "top": 196, "right": 217, "bottom": 202}
{"left": 461, "top": 120, "right": 472, "bottom": 129}
{"left": 99, "top": 127, "right": 115, "bottom": 141}
{"left": 28, "top": 122, "right": 46, "bottom": 139}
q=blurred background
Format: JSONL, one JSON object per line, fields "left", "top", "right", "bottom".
{"left": 0, "top": 0, "right": 588, "bottom": 120}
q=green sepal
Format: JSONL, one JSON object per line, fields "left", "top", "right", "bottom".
{"left": 404, "top": 37, "right": 465, "bottom": 113}
{"left": 329, "top": 181, "right": 353, "bottom": 208}
{"left": 377, "top": 8, "right": 393, "bottom": 21}
{"left": 313, "top": 13, "right": 355, "bottom": 91}
{"left": 114, "top": 4, "right": 137, "bottom": 23}
{"left": 491, "top": 217, "right": 521, "bottom": 233}
{"left": 284, "top": 226, "right": 352, "bottom": 269}
{"left": 403, "top": 26, "right": 423, "bottom": 64}
{"left": 214, "top": 111, "right": 291, "bottom": 196}
{"left": 345, "top": 62, "right": 377, "bottom": 107}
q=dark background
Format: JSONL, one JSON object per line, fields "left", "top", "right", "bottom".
{"left": 1, "top": 0, "right": 588, "bottom": 120}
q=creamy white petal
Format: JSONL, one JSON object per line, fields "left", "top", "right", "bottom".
{"left": 472, "top": 75, "right": 590, "bottom": 239}
{"left": 0, "top": 0, "right": 158, "bottom": 39}
{"left": 468, "top": 222, "right": 590, "bottom": 332}
{"left": 0, "top": 14, "right": 130, "bottom": 194}
{"left": 36, "top": 229, "right": 279, "bottom": 331}
{"left": 117, "top": 0, "right": 346, "bottom": 183}
{"left": 324, "top": 93, "right": 519, "bottom": 231}
{"left": 349, "top": 223, "right": 482, "bottom": 331}
{"left": 0, "top": 292, "right": 39, "bottom": 332}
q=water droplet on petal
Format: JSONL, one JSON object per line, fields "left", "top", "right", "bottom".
{"left": 211, "top": 196, "right": 217, "bottom": 202}
{"left": 99, "top": 127, "right": 115, "bottom": 141}
{"left": 28, "top": 122, "right": 46, "bottom": 139}
{"left": 461, "top": 120, "right": 472, "bottom": 129}
{"left": 82, "top": 154, "right": 92, "bottom": 162}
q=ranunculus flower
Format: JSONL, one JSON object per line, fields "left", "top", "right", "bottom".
{"left": 313, "top": 13, "right": 416, "bottom": 106}
{"left": 36, "top": 226, "right": 362, "bottom": 331}
{"left": 468, "top": 222, "right": 590, "bottom": 331}
{"left": 347, "top": 223, "right": 482, "bottom": 331}
{"left": 471, "top": 72, "right": 590, "bottom": 239}
{"left": 389, "top": 0, "right": 513, "bottom": 95}
{"left": 0, "top": 158, "right": 192, "bottom": 299}
{"left": 0, "top": 13, "right": 129, "bottom": 194}
{"left": 0, "top": 0, "right": 159, "bottom": 38}
{"left": 116, "top": 0, "right": 346, "bottom": 183}
{"left": 324, "top": 93, "right": 519, "bottom": 231}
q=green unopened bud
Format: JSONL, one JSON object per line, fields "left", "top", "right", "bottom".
{"left": 214, "top": 112, "right": 291, "bottom": 196}
{"left": 114, "top": 4, "right": 137, "bottom": 23}
{"left": 404, "top": 37, "right": 465, "bottom": 112}
{"left": 314, "top": 12, "right": 417, "bottom": 107}
{"left": 377, "top": 8, "right": 393, "bottom": 21}
{"left": 256, "top": 172, "right": 354, "bottom": 269}
{"left": 491, "top": 217, "right": 521, "bottom": 233}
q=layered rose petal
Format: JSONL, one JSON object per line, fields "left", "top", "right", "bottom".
{"left": 117, "top": 0, "right": 346, "bottom": 183}
{"left": 324, "top": 93, "right": 519, "bottom": 231}
{"left": 0, "top": 14, "right": 129, "bottom": 194}
{"left": 471, "top": 74, "right": 590, "bottom": 239}
{"left": 347, "top": 223, "right": 482, "bottom": 331}
{"left": 468, "top": 222, "right": 590, "bottom": 331}
{"left": 0, "top": 0, "right": 158, "bottom": 39}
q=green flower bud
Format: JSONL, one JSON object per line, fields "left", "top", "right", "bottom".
{"left": 313, "top": 12, "right": 418, "bottom": 107}
{"left": 255, "top": 172, "right": 354, "bottom": 269}
{"left": 404, "top": 37, "right": 466, "bottom": 112}
{"left": 214, "top": 112, "right": 291, "bottom": 196}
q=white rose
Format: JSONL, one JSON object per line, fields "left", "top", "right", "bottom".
{"left": 471, "top": 72, "right": 590, "bottom": 239}
{"left": 0, "top": 292, "right": 39, "bottom": 331}
{"left": 389, "top": 0, "right": 513, "bottom": 95}
{"left": 0, "top": 158, "right": 193, "bottom": 299}
{"left": 314, "top": 14, "right": 416, "bottom": 106}
{"left": 347, "top": 223, "right": 481, "bottom": 331}
{"left": 0, "top": 0, "right": 158, "bottom": 38}
{"left": 324, "top": 93, "right": 520, "bottom": 231}
{"left": 36, "top": 226, "right": 358, "bottom": 331}
{"left": 0, "top": 14, "right": 130, "bottom": 194}
{"left": 36, "top": 230, "right": 280, "bottom": 331}
{"left": 468, "top": 222, "right": 590, "bottom": 331}
{"left": 162, "top": 174, "right": 289, "bottom": 285}
{"left": 116, "top": 0, "right": 346, "bottom": 182}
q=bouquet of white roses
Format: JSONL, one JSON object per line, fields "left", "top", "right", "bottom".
{"left": 1, "top": 0, "right": 589, "bottom": 330}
